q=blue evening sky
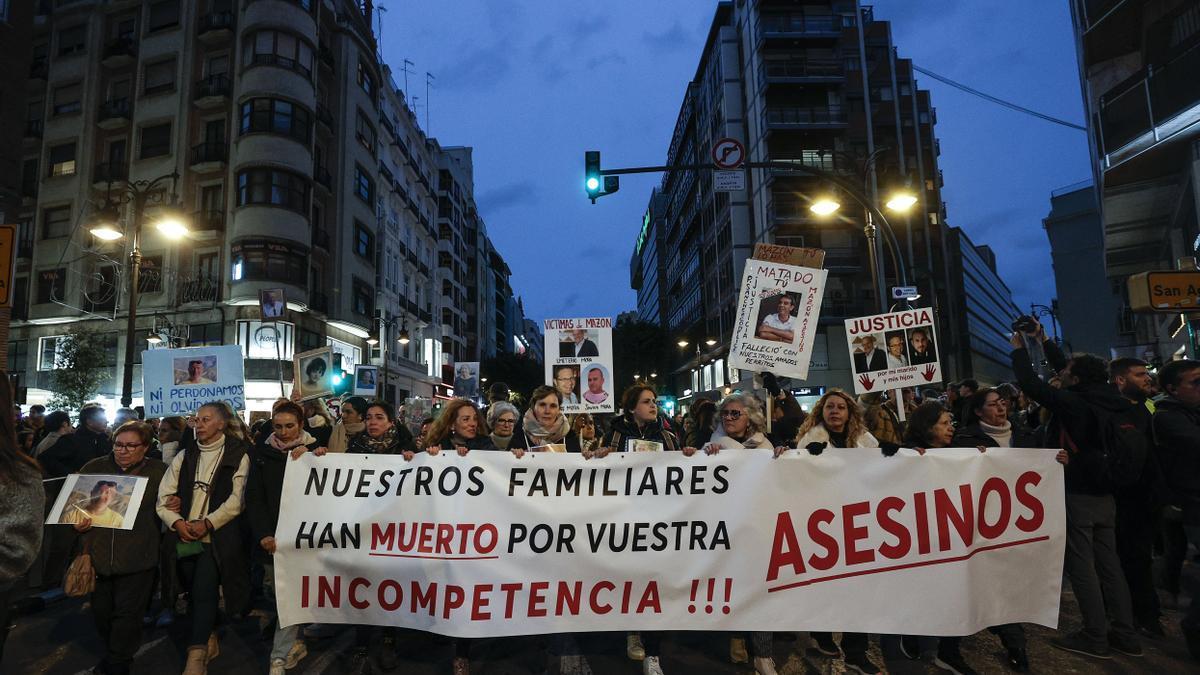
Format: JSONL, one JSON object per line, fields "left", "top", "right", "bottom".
{"left": 380, "top": 0, "right": 1092, "bottom": 323}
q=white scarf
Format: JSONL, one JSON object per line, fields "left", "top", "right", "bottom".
{"left": 979, "top": 420, "right": 1013, "bottom": 448}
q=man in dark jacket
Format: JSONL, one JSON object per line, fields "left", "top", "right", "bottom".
{"left": 73, "top": 421, "right": 166, "bottom": 675}
{"left": 1010, "top": 323, "right": 1141, "bottom": 659}
{"left": 41, "top": 404, "right": 112, "bottom": 477}
{"left": 1151, "top": 358, "right": 1200, "bottom": 660}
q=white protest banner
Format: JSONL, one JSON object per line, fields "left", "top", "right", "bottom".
{"left": 543, "top": 317, "right": 614, "bottom": 414}
{"left": 728, "top": 260, "right": 827, "bottom": 380}
{"left": 274, "top": 448, "right": 1065, "bottom": 637}
{"left": 845, "top": 308, "right": 942, "bottom": 395}
{"left": 142, "top": 345, "right": 245, "bottom": 416}
{"left": 46, "top": 473, "right": 149, "bottom": 531}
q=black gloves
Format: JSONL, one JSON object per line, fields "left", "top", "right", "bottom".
{"left": 805, "top": 442, "right": 826, "bottom": 456}
{"left": 880, "top": 441, "right": 901, "bottom": 457}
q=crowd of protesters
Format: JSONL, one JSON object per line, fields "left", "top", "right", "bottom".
{"left": 1, "top": 318, "right": 1200, "bottom": 675}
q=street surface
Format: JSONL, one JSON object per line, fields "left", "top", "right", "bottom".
{"left": 4, "top": 582, "right": 1197, "bottom": 674}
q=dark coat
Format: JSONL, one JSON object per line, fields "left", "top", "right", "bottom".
{"left": 1153, "top": 397, "right": 1200, "bottom": 520}
{"left": 603, "top": 414, "right": 681, "bottom": 453}
{"left": 346, "top": 424, "right": 417, "bottom": 455}
{"left": 951, "top": 422, "right": 1040, "bottom": 449}
{"left": 560, "top": 339, "right": 599, "bottom": 358}
{"left": 507, "top": 419, "right": 582, "bottom": 453}
{"left": 77, "top": 454, "right": 167, "bottom": 576}
{"left": 854, "top": 349, "right": 888, "bottom": 373}
{"left": 1011, "top": 340, "right": 1137, "bottom": 495}
{"left": 305, "top": 420, "right": 332, "bottom": 447}
{"left": 245, "top": 436, "right": 319, "bottom": 563}
{"left": 435, "top": 435, "right": 499, "bottom": 451}
{"left": 40, "top": 427, "right": 112, "bottom": 478}
{"left": 171, "top": 434, "right": 251, "bottom": 616}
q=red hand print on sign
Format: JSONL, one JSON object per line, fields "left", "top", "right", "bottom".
{"left": 858, "top": 373, "right": 875, "bottom": 390}
{"left": 921, "top": 364, "right": 937, "bottom": 382}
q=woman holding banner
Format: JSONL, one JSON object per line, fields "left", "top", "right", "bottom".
{"left": 780, "top": 390, "right": 884, "bottom": 675}
{"left": 486, "top": 401, "right": 520, "bottom": 450}
{"left": 247, "top": 402, "right": 322, "bottom": 675}
{"left": 686, "top": 392, "right": 781, "bottom": 675}
{"left": 325, "top": 396, "right": 369, "bottom": 454}
{"left": 157, "top": 402, "right": 252, "bottom": 675}
{"left": 425, "top": 399, "right": 498, "bottom": 455}
{"left": 509, "top": 386, "right": 582, "bottom": 454}
{"left": 596, "top": 384, "right": 692, "bottom": 675}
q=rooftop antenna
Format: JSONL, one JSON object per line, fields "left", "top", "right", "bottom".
{"left": 400, "top": 58, "right": 415, "bottom": 97}
{"left": 374, "top": 5, "right": 387, "bottom": 60}
{"left": 425, "top": 71, "right": 435, "bottom": 134}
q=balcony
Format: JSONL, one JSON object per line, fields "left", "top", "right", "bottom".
{"left": 315, "top": 103, "right": 334, "bottom": 129}
{"left": 1097, "top": 41, "right": 1200, "bottom": 167}
{"left": 23, "top": 119, "right": 43, "bottom": 140}
{"left": 97, "top": 98, "right": 131, "bottom": 129}
{"left": 761, "top": 57, "right": 843, "bottom": 85}
{"left": 29, "top": 57, "right": 48, "bottom": 81}
{"left": 249, "top": 53, "right": 312, "bottom": 81}
{"left": 177, "top": 273, "right": 221, "bottom": 305}
{"left": 192, "top": 209, "right": 226, "bottom": 233}
{"left": 765, "top": 105, "right": 847, "bottom": 128}
{"left": 197, "top": 11, "right": 234, "bottom": 43}
{"left": 758, "top": 13, "right": 844, "bottom": 42}
{"left": 194, "top": 74, "right": 232, "bottom": 109}
{"left": 313, "top": 163, "right": 332, "bottom": 192}
{"left": 92, "top": 162, "right": 128, "bottom": 187}
{"left": 312, "top": 228, "right": 330, "bottom": 250}
{"left": 101, "top": 37, "right": 137, "bottom": 68}
{"left": 189, "top": 142, "right": 228, "bottom": 172}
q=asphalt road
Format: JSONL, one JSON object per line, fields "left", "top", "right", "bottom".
{"left": 4, "top": 584, "right": 1199, "bottom": 674}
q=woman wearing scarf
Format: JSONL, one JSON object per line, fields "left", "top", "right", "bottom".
{"left": 486, "top": 401, "right": 519, "bottom": 450}
{"left": 302, "top": 398, "right": 334, "bottom": 447}
{"left": 425, "top": 399, "right": 498, "bottom": 455}
{"left": 509, "top": 386, "right": 582, "bottom": 454}
{"left": 326, "top": 396, "right": 370, "bottom": 454}
{"left": 595, "top": 384, "right": 694, "bottom": 675}
{"left": 685, "top": 392, "right": 780, "bottom": 675}
{"left": 247, "top": 402, "right": 321, "bottom": 675}
{"left": 156, "top": 402, "right": 252, "bottom": 675}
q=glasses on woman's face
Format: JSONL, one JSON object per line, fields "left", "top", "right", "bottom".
{"left": 495, "top": 418, "right": 516, "bottom": 426}
{"left": 719, "top": 410, "right": 743, "bottom": 420}
{"left": 114, "top": 442, "right": 145, "bottom": 452}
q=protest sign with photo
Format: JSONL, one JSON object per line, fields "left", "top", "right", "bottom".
{"left": 354, "top": 365, "right": 379, "bottom": 396}
{"left": 844, "top": 308, "right": 942, "bottom": 394}
{"left": 544, "top": 317, "right": 614, "bottom": 413}
{"left": 294, "top": 346, "right": 334, "bottom": 401}
{"left": 142, "top": 345, "right": 245, "bottom": 417}
{"left": 274, "top": 448, "right": 1065, "bottom": 637}
{"left": 454, "top": 362, "right": 481, "bottom": 400}
{"left": 728, "top": 260, "right": 827, "bottom": 380}
{"left": 46, "top": 473, "right": 149, "bottom": 531}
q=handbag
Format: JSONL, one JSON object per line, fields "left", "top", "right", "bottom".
{"left": 63, "top": 542, "right": 96, "bottom": 597}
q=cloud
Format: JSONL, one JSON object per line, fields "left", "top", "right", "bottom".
{"left": 569, "top": 15, "right": 611, "bottom": 42}
{"left": 642, "top": 22, "right": 690, "bottom": 53}
{"left": 477, "top": 181, "right": 538, "bottom": 213}
{"left": 438, "top": 42, "right": 512, "bottom": 90}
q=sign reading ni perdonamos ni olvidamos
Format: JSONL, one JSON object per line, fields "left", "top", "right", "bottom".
{"left": 141, "top": 344, "right": 246, "bottom": 416}
{"left": 728, "top": 260, "right": 828, "bottom": 380}
{"left": 544, "top": 317, "right": 615, "bottom": 414}
{"left": 273, "top": 449, "right": 1065, "bottom": 637}
{"left": 844, "top": 308, "right": 942, "bottom": 395}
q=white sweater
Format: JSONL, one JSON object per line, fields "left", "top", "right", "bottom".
{"left": 156, "top": 435, "right": 250, "bottom": 542}
{"left": 795, "top": 424, "right": 879, "bottom": 448}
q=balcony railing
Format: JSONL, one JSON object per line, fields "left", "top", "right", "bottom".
{"left": 197, "top": 11, "right": 234, "bottom": 35}
{"left": 763, "top": 58, "right": 843, "bottom": 79}
{"left": 759, "top": 14, "right": 843, "bottom": 38}
{"left": 1098, "top": 41, "right": 1200, "bottom": 156}
{"left": 93, "top": 162, "right": 129, "bottom": 184}
{"left": 195, "top": 74, "right": 231, "bottom": 99}
{"left": 190, "top": 142, "right": 228, "bottom": 165}
{"left": 765, "top": 105, "right": 847, "bottom": 126}
{"left": 249, "top": 52, "right": 312, "bottom": 80}
{"left": 98, "top": 97, "right": 131, "bottom": 122}
{"left": 177, "top": 274, "right": 221, "bottom": 304}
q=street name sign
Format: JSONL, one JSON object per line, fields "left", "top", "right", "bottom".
{"left": 891, "top": 285, "right": 919, "bottom": 300}
{"left": 1128, "top": 271, "right": 1200, "bottom": 313}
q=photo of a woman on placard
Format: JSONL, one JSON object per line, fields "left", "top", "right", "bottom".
{"left": 294, "top": 347, "right": 334, "bottom": 400}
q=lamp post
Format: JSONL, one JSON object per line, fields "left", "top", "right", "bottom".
{"left": 370, "top": 313, "right": 412, "bottom": 404}
{"left": 90, "top": 173, "right": 187, "bottom": 408}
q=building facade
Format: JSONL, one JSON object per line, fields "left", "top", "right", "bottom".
{"left": 10, "top": 0, "right": 525, "bottom": 415}
{"left": 1043, "top": 180, "right": 1120, "bottom": 357}
{"left": 943, "top": 227, "right": 1024, "bottom": 385}
{"left": 1070, "top": 0, "right": 1200, "bottom": 362}
{"left": 635, "top": 1, "right": 977, "bottom": 401}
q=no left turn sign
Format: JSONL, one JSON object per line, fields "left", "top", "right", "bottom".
{"left": 711, "top": 138, "right": 745, "bottom": 169}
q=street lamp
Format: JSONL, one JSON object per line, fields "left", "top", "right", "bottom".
{"left": 375, "top": 313, "right": 415, "bottom": 404}
{"left": 90, "top": 172, "right": 188, "bottom": 407}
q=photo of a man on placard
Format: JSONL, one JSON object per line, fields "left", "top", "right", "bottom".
{"left": 553, "top": 364, "right": 580, "bottom": 404}
{"left": 852, "top": 334, "right": 888, "bottom": 373}
{"left": 756, "top": 293, "right": 797, "bottom": 343}
{"left": 908, "top": 327, "right": 937, "bottom": 365}
{"left": 559, "top": 329, "right": 599, "bottom": 358}
{"left": 885, "top": 330, "right": 909, "bottom": 369}
{"left": 582, "top": 365, "right": 609, "bottom": 404}
{"left": 260, "top": 288, "right": 286, "bottom": 319}
{"left": 173, "top": 357, "right": 217, "bottom": 385}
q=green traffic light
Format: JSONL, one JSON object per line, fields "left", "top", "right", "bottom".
{"left": 586, "top": 177, "right": 600, "bottom": 191}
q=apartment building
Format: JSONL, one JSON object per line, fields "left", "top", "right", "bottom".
{"left": 10, "top": 0, "right": 525, "bottom": 413}
{"left": 1070, "top": 0, "right": 1200, "bottom": 362}
{"left": 636, "top": 1, "right": 965, "bottom": 399}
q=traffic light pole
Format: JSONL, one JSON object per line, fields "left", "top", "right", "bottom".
{"left": 597, "top": 160, "right": 908, "bottom": 287}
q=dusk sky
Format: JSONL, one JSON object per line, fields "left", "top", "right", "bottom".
{"left": 380, "top": 0, "right": 1093, "bottom": 323}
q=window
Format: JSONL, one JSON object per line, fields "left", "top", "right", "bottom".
{"left": 188, "top": 323, "right": 223, "bottom": 346}
{"left": 58, "top": 25, "right": 86, "bottom": 56}
{"left": 7, "top": 340, "right": 27, "bottom": 374}
{"left": 230, "top": 239, "right": 307, "bottom": 286}
{"left": 42, "top": 206, "right": 72, "bottom": 239}
{"left": 52, "top": 83, "right": 81, "bottom": 115}
{"left": 140, "top": 123, "right": 172, "bottom": 159}
{"left": 39, "top": 336, "right": 64, "bottom": 370}
{"left": 353, "top": 165, "right": 373, "bottom": 204}
{"left": 48, "top": 143, "right": 76, "bottom": 176}
{"left": 352, "top": 278, "right": 373, "bottom": 316}
{"left": 36, "top": 269, "right": 65, "bottom": 305}
{"left": 355, "top": 110, "right": 375, "bottom": 154}
{"left": 354, "top": 221, "right": 374, "bottom": 259}
{"left": 236, "top": 167, "right": 309, "bottom": 214}
{"left": 242, "top": 29, "right": 314, "bottom": 79}
{"left": 239, "top": 98, "right": 311, "bottom": 143}
{"left": 298, "top": 328, "right": 321, "bottom": 353}
{"left": 143, "top": 59, "right": 176, "bottom": 95}
{"left": 357, "top": 59, "right": 376, "bottom": 98}
{"left": 147, "top": 0, "right": 180, "bottom": 32}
